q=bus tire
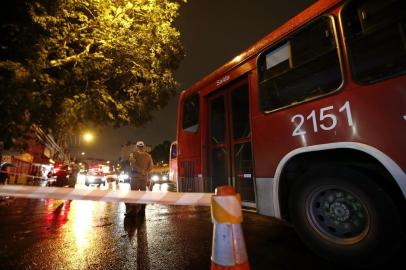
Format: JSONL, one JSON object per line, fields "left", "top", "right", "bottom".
{"left": 288, "top": 166, "right": 405, "bottom": 268}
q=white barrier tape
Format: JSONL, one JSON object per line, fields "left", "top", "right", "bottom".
{"left": 0, "top": 171, "right": 46, "bottom": 180}
{"left": 0, "top": 185, "right": 212, "bottom": 206}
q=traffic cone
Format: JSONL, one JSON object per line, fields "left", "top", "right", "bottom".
{"left": 211, "top": 185, "right": 250, "bottom": 270}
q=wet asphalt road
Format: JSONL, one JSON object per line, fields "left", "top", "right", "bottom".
{"left": 0, "top": 183, "right": 375, "bottom": 270}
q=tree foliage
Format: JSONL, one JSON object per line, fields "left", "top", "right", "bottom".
{"left": 151, "top": 139, "right": 171, "bottom": 164}
{"left": 0, "top": 0, "right": 184, "bottom": 149}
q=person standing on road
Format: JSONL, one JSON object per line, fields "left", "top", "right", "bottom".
{"left": 0, "top": 165, "right": 9, "bottom": 185}
{"left": 126, "top": 141, "right": 153, "bottom": 216}
{"left": 68, "top": 160, "right": 80, "bottom": 188}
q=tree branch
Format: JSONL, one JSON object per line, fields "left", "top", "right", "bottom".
{"left": 49, "top": 43, "right": 92, "bottom": 67}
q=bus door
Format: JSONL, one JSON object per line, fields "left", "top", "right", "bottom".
{"left": 208, "top": 79, "right": 256, "bottom": 207}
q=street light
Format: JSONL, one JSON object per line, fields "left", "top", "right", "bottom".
{"left": 83, "top": 132, "right": 94, "bottom": 143}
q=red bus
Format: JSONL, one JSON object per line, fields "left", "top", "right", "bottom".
{"left": 176, "top": 0, "right": 405, "bottom": 267}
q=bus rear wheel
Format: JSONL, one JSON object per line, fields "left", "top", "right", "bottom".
{"left": 288, "top": 166, "right": 405, "bottom": 268}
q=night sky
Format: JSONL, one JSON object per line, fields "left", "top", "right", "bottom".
{"left": 85, "top": 0, "right": 316, "bottom": 160}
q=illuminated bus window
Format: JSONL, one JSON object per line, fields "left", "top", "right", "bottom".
{"left": 182, "top": 94, "right": 199, "bottom": 132}
{"left": 258, "top": 17, "right": 342, "bottom": 112}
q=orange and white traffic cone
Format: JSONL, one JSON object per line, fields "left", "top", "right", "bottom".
{"left": 211, "top": 185, "right": 250, "bottom": 270}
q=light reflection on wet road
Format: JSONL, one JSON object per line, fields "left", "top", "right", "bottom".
{"left": 0, "top": 183, "right": 212, "bottom": 270}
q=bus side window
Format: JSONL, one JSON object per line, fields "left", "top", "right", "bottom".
{"left": 258, "top": 16, "right": 342, "bottom": 112}
{"left": 182, "top": 94, "right": 199, "bottom": 133}
{"left": 342, "top": 0, "right": 406, "bottom": 83}
{"left": 170, "top": 143, "right": 177, "bottom": 159}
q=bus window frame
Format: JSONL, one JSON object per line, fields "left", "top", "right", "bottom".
{"left": 340, "top": 0, "right": 406, "bottom": 85}
{"left": 170, "top": 142, "right": 177, "bottom": 159}
{"left": 181, "top": 93, "right": 200, "bottom": 133}
{"left": 256, "top": 15, "right": 345, "bottom": 114}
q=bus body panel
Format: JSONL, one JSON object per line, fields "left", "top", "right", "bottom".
{"left": 252, "top": 76, "right": 406, "bottom": 179}
{"left": 177, "top": 90, "right": 203, "bottom": 191}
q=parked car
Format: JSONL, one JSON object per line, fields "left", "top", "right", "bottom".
{"left": 150, "top": 171, "right": 169, "bottom": 183}
{"left": 105, "top": 172, "right": 118, "bottom": 183}
{"left": 118, "top": 171, "right": 130, "bottom": 183}
{"left": 85, "top": 171, "right": 106, "bottom": 187}
{"left": 148, "top": 165, "right": 169, "bottom": 189}
{"left": 45, "top": 163, "right": 68, "bottom": 187}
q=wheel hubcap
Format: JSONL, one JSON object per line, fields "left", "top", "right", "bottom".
{"left": 308, "top": 187, "right": 370, "bottom": 244}
{"left": 330, "top": 201, "right": 350, "bottom": 222}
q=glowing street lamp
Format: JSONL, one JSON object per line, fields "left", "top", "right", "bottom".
{"left": 83, "top": 132, "right": 94, "bottom": 143}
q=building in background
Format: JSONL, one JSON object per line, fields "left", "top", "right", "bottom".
{"left": 0, "top": 125, "right": 68, "bottom": 185}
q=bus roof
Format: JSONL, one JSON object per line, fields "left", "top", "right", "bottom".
{"left": 181, "top": 0, "right": 342, "bottom": 96}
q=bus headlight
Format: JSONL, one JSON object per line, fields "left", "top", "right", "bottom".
{"left": 151, "top": 175, "right": 160, "bottom": 181}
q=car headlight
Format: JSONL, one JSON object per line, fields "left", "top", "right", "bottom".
{"left": 119, "top": 173, "right": 129, "bottom": 181}
{"left": 78, "top": 174, "right": 85, "bottom": 181}
{"left": 161, "top": 175, "right": 168, "bottom": 181}
{"left": 151, "top": 175, "right": 159, "bottom": 181}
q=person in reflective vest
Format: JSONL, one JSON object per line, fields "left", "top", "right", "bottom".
{"left": 126, "top": 141, "right": 153, "bottom": 216}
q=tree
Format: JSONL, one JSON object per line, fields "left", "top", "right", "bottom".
{"left": 151, "top": 140, "right": 171, "bottom": 164}
{"left": 0, "top": 0, "right": 185, "bottom": 150}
